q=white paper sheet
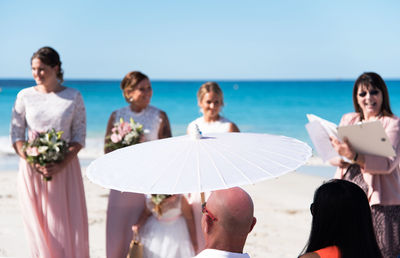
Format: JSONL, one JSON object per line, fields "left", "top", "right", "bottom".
{"left": 305, "top": 121, "right": 338, "bottom": 162}
{"left": 306, "top": 114, "right": 338, "bottom": 138}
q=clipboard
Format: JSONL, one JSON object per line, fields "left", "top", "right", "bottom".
{"left": 305, "top": 114, "right": 396, "bottom": 161}
{"left": 338, "top": 121, "right": 395, "bottom": 157}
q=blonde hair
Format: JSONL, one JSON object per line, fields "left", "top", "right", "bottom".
{"left": 197, "top": 81, "right": 224, "bottom": 106}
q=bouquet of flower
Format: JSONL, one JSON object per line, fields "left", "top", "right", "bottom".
{"left": 23, "top": 129, "right": 69, "bottom": 181}
{"left": 105, "top": 118, "right": 144, "bottom": 152}
{"left": 151, "top": 194, "right": 173, "bottom": 216}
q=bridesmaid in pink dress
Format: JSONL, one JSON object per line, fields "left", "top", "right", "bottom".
{"left": 10, "top": 47, "right": 89, "bottom": 257}
{"left": 186, "top": 82, "right": 239, "bottom": 254}
{"left": 104, "top": 71, "right": 172, "bottom": 258}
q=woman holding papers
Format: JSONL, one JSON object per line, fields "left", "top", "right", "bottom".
{"left": 330, "top": 72, "right": 400, "bottom": 257}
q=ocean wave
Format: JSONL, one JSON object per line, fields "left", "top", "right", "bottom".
{"left": 0, "top": 136, "right": 14, "bottom": 155}
{"left": 306, "top": 155, "right": 331, "bottom": 166}
{"left": 79, "top": 137, "right": 104, "bottom": 159}
{"left": 0, "top": 136, "right": 105, "bottom": 159}
{"left": 0, "top": 135, "right": 329, "bottom": 167}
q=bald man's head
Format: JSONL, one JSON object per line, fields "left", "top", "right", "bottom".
{"left": 204, "top": 187, "right": 256, "bottom": 245}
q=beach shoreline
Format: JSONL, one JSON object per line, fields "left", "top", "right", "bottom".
{"left": 0, "top": 166, "right": 327, "bottom": 258}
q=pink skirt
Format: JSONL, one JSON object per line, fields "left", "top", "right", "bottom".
{"left": 106, "top": 190, "right": 145, "bottom": 258}
{"left": 17, "top": 157, "right": 89, "bottom": 258}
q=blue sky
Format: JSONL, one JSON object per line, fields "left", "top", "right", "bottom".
{"left": 0, "top": 0, "right": 399, "bottom": 80}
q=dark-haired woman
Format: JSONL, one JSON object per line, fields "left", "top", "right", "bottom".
{"left": 10, "top": 47, "right": 89, "bottom": 257}
{"left": 105, "top": 71, "right": 172, "bottom": 258}
{"left": 300, "top": 179, "right": 382, "bottom": 258}
{"left": 330, "top": 72, "right": 400, "bottom": 257}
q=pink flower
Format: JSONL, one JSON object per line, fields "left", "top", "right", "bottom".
{"left": 110, "top": 133, "right": 122, "bottom": 143}
{"left": 26, "top": 147, "right": 39, "bottom": 157}
{"left": 28, "top": 130, "right": 39, "bottom": 141}
{"left": 118, "top": 122, "right": 132, "bottom": 138}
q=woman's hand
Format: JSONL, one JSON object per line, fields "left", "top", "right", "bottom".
{"left": 44, "top": 163, "right": 65, "bottom": 177}
{"left": 33, "top": 163, "right": 45, "bottom": 176}
{"left": 330, "top": 136, "right": 356, "bottom": 161}
{"left": 33, "top": 142, "right": 82, "bottom": 179}
{"left": 13, "top": 141, "right": 27, "bottom": 159}
{"left": 34, "top": 162, "right": 66, "bottom": 178}
{"left": 329, "top": 156, "right": 350, "bottom": 169}
{"left": 139, "top": 133, "right": 146, "bottom": 143}
{"left": 132, "top": 224, "right": 141, "bottom": 235}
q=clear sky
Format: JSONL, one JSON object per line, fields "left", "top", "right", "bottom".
{"left": 0, "top": 0, "right": 399, "bottom": 80}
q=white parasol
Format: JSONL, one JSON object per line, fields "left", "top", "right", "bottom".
{"left": 86, "top": 131, "right": 312, "bottom": 194}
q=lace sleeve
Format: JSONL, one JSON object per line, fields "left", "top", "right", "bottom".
{"left": 70, "top": 91, "right": 86, "bottom": 147}
{"left": 10, "top": 91, "right": 27, "bottom": 143}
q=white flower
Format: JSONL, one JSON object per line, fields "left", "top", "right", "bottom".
{"left": 38, "top": 146, "right": 49, "bottom": 154}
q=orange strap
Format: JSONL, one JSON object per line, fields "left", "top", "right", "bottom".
{"left": 314, "top": 246, "right": 340, "bottom": 258}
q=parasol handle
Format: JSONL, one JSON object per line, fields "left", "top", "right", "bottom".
{"left": 200, "top": 192, "right": 205, "bottom": 205}
{"left": 189, "top": 124, "right": 202, "bottom": 140}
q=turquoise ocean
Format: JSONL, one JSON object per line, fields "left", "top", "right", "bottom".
{"left": 2, "top": 79, "right": 400, "bottom": 177}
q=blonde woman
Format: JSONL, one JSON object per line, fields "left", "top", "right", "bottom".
{"left": 187, "top": 81, "right": 239, "bottom": 134}
{"left": 187, "top": 81, "right": 239, "bottom": 253}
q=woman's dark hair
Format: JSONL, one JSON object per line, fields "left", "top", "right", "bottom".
{"left": 120, "top": 71, "right": 149, "bottom": 102}
{"left": 301, "top": 179, "right": 382, "bottom": 258}
{"left": 31, "top": 46, "right": 64, "bottom": 82}
{"left": 353, "top": 72, "right": 393, "bottom": 120}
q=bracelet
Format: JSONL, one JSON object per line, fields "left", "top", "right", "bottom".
{"left": 352, "top": 152, "right": 359, "bottom": 163}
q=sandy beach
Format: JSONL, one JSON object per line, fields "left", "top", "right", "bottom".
{"left": 0, "top": 167, "right": 326, "bottom": 258}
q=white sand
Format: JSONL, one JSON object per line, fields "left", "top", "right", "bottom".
{"left": 0, "top": 168, "right": 326, "bottom": 258}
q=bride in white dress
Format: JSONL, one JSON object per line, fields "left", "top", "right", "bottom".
{"left": 132, "top": 194, "right": 197, "bottom": 258}
{"left": 186, "top": 81, "right": 240, "bottom": 253}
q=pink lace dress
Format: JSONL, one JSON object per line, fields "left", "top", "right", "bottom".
{"left": 106, "top": 105, "right": 162, "bottom": 258}
{"left": 10, "top": 86, "right": 89, "bottom": 258}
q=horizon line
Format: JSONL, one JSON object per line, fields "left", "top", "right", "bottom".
{"left": 2, "top": 77, "right": 400, "bottom": 82}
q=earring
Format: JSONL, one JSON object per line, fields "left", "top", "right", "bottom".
{"left": 129, "top": 97, "right": 133, "bottom": 102}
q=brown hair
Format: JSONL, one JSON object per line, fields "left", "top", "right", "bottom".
{"left": 31, "top": 46, "right": 64, "bottom": 82}
{"left": 352, "top": 72, "right": 393, "bottom": 120}
{"left": 197, "top": 81, "right": 224, "bottom": 106}
{"left": 120, "top": 71, "right": 149, "bottom": 102}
